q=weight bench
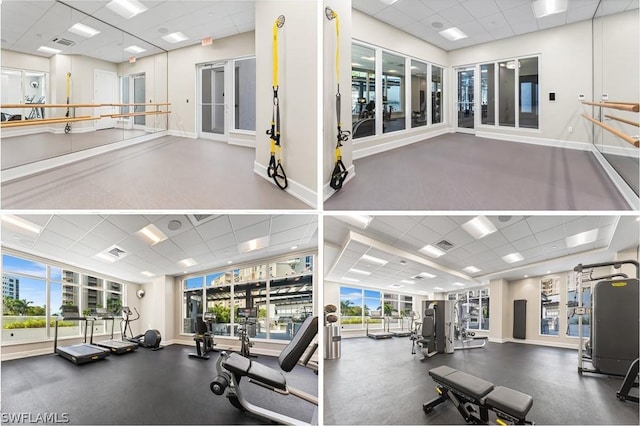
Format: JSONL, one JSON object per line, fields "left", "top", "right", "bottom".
{"left": 424, "top": 365, "right": 534, "bottom": 425}
{"left": 210, "top": 316, "right": 318, "bottom": 425}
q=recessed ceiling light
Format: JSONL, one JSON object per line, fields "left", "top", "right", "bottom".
{"left": 37, "top": 46, "right": 62, "bottom": 54}
{"left": 453, "top": 282, "right": 465, "bottom": 287}
{"left": 566, "top": 228, "right": 599, "bottom": 248}
{"left": 227, "top": 260, "right": 233, "bottom": 264}
{"left": 524, "top": 275, "right": 529, "bottom": 278}
{"left": 161, "top": 31, "right": 188, "bottom": 43}
{"left": 179, "top": 258, "right": 198, "bottom": 268}
{"left": 462, "top": 216, "right": 497, "bottom": 239}
{"left": 502, "top": 252, "right": 524, "bottom": 263}
{"left": 290, "top": 245, "right": 298, "bottom": 250}
{"left": 532, "top": 0, "right": 568, "bottom": 18}
{"left": 68, "top": 23, "right": 100, "bottom": 38}
{"left": 400, "top": 280, "right": 415, "bottom": 285}
{"left": 417, "top": 272, "right": 436, "bottom": 279}
{"left": 141, "top": 271, "right": 154, "bottom": 277}
{"left": 342, "top": 277, "right": 360, "bottom": 283}
{"left": 238, "top": 235, "right": 270, "bottom": 253}
{"left": 124, "top": 45, "right": 146, "bottom": 54}
{"left": 106, "top": 0, "right": 148, "bottom": 19}
{"left": 389, "top": 283, "right": 402, "bottom": 288}
{"left": 419, "top": 244, "right": 446, "bottom": 258}
{"left": 380, "top": 0, "right": 399, "bottom": 5}
{"left": 546, "top": 270, "right": 552, "bottom": 274}
{"left": 434, "top": 287, "right": 443, "bottom": 291}
{"left": 349, "top": 268, "right": 371, "bottom": 276}
{"left": 464, "top": 266, "right": 481, "bottom": 273}
{"left": 439, "top": 27, "right": 468, "bottom": 41}
{"left": 418, "top": 290, "right": 429, "bottom": 294}
{"left": 360, "top": 254, "right": 388, "bottom": 265}
{"left": 137, "top": 223, "right": 168, "bottom": 245}
{"left": 1, "top": 215, "right": 41, "bottom": 234}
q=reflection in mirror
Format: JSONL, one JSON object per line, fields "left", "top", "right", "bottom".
{"left": 382, "top": 51, "right": 405, "bottom": 133}
{"left": 411, "top": 60, "right": 428, "bottom": 128}
{"left": 351, "top": 44, "right": 376, "bottom": 139}
{"left": 0, "top": 1, "right": 169, "bottom": 171}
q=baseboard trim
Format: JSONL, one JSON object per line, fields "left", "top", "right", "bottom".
{"left": 228, "top": 137, "right": 255, "bottom": 148}
{"left": 168, "top": 129, "right": 197, "bottom": 139}
{"left": 475, "top": 130, "right": 592, "bottom": 151}
{"left": 353, "top": 126, "right": 451, "bottom": 159}
{"left": 590, "top": 146, "right": 640, "bottom": 209}
{"left": 503, "top": 338, "right": 579, "bottom": 350}
{"left": 2, "top": 131, "right": 169, "bottom": 183}
{"left": 253, "top": 161, "right": 318, "bottom": 208}
{"left": 323, "top": 164, "right": 356, "bottom": 201}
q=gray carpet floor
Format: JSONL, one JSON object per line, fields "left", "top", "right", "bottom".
{"left": 325, "top": 133, "right": 633, "bottom": 210}
{"left": 324, "top": 337, "right": 639, "bottom": 425}
{"left": 1, "top": 136, "right": 309, "bottom": 209}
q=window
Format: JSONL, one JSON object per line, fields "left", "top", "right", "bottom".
{"left": 540, "top": 276, "right": 560, "bottom": 336}
{"left": 2, "top": 253, "right": 125, "bottom": 344}
{"left": 448, "top": 287, "right": 490, "bottom": 331}
{"left": 339, "top": 287, "right": 413, "bottom": 331}
{"left": 431, "top": 65, "right": 443, "bottom": 124}
{"left": 411, "top": 60, "right": 428, "bottom": 128}
{"left": 382, "top": 51, "right": 405, "bottom": 133}
{"left": 181, "top": 254, "right": 314, "bottom": 341}
{"left": 518, "top": 57, "right": 539, "bottom": 129}
{"left": 1, "top": 68, "right": 47, "bottom": 121}
{"left": 498, "top": 61, "right": 516, "bottom": 127}
{"left": 567, "top": 272, "right": 590, "bottom": 338}
{"left": 234, "top": 57, "right": 256, "bottom": 131}
{"left": 339, "top": 287, "right": 363, "bottom": 330}
{"left": 352, "top": 44, "right": 376, "bottom": 139}
{"left": 480, "top": 63, "right": 495, "bottom": 125}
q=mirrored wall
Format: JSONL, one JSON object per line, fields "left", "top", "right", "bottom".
{"left": 0, "top": 1, "right": 169, "bottom": 170}
{"left": 591, "top": 5, "right": 639, "bottom": 196}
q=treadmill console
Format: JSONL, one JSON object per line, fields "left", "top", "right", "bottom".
{"left": 236, "top": 307, "right": 258, "bottom": 319}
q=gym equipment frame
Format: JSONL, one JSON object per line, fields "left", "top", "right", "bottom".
{"left": 210, "top": 316, "right": 318, "bottom": 425}
{"left": 424, "top": 365, "right": 534, "bottom": 425}
{"left": 617, "top": 358, "right": 639, "bottom": 403}
{"left": 54, "top": 305, "right": 110, "bottom": 365}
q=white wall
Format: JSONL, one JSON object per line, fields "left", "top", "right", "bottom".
{"left": 166, "top": 31, "right": 255, "bottom": 138}
{"left": 255, "top": 1, "right": 319, "bottom": 206}
{"left": 1, "top": 49, "right": 50, "bottom": 73}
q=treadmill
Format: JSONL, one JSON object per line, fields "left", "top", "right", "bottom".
{"left": 54, "top": 305, "right": 110, "bottom": 365}
{"left": 366, "top": 311, "right": 394, "bottom": 339}
{"left": 90, "top": 308, "right": 138, "bottom": 354}
{"left": 388, "top": 314, "right": 412, "bottom": 337}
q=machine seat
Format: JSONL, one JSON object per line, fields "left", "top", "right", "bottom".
{"left": 222, "top": 352, "right": 287, "bottom": 391}
{"left": 484, "top": 386, "right": 533, "bottom": 419}
{"left": 429, "top": 365, "right": 494, "bottom": 400}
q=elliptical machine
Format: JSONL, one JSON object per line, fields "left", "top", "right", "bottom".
{"left": 189, "top": 312, "right": 217, "bottom": 360}
{"left": 121, "top": 306, "right": 163, "bottom": 351}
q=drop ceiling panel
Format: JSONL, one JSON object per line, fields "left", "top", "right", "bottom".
{"left": 271, "top": 215, "right": 314, "bottom": 235}
{"left": 206, "top": 233, "right": 239, "bottom": 251}
{"left": 106, "top": 215, "right": 150, "bottom": 234}
{"left": 171, "top": 228, "right": 205, "bottom": 251}
{"left": 196, "top": 216, "right": 233, "bottom": 241}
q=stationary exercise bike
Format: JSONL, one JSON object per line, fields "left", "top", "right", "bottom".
{"left": 237, "top": 307, "right": 257, "bottom": 358}
{"left": 189, "top": 312, "right": 217, "bottom": 360}
{"left": 121, "top": 306, "right": 163, "bottom": 351}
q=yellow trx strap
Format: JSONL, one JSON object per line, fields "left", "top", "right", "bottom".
{"left": 272, "top": 18, "right": 280, "bottom": 89}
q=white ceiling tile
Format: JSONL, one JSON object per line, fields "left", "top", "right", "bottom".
{"left": 106, "top": 214, "right": 151, "bottom": 234}
{"left": 183, "top": 242, "right": 214, "bottom": 259}
{"left": 90, "top": 220, "right": 129, "bottom": 244}
{"left": 439, "top": 3, "right": 476, "bottom": 25}
{"left": 78, "top": 233, "right": 111, "bottom": 251}
{"left": 500, "top": 220, "right": 533, "bottom": 241}
{"left": 404, "top": 223, "right": 442, "bottom": 245}
{"left": 534, "top": 225, "right": 565, "bottom": 245}
{"left": 374, "top": 6, "right": 416, "bottom": 29}
{"left": 461, "top": 240, "right": 490, "bottom": 254}
{"left": 206, "top": 232, "right": 238, "bottom": 251}
{"left": 527, "top": 216, "right": 564, "bottom": 233}
{"left": 234, "top": 221, "right": 271, "bottom": 244}
{"left": 229, "top": 215, "right": 270, "bottom": 232}
{"left": 395, "top": 0, "right": 437, "bottom": 18}
{"left": 423, "top": 0, "right": 463, "bottom": 13}
{"left": 271, "top": 215, "right": 313, "bottom": 235}
{"left": 536, "top": 11, "right": 568, "bottom": 29}
{"left": 480, "top": 231, "right": 509, "bottom": 249}
{"left": 116, "top": 235, "right": 152, "bottom": 253}
{"left": 18, "top": 214, "right": 54, "bottom": 227}
{"left": 494, "top": 0, "right": 531, "bottom": 11}
{"left": 422, "top": 216, "right": 460, "bottom": 234}
{"left": 442, "top": 227, "right": 475, "bottom": 247}
{"left": 353, "top": 0, "right": 388, "bottom": 15}
{"left": 172, "top": 228, "right": 205, "bottom": 250}
{"left": 512, "top": 235, "right": 540, "bottom": 251}
{"left": 491, "top": 243, "right": 518, "bottom": 257}
{"left": 47, "top": 216, "right": 88, "bottom": 241}
{"left": 461, "top": 0, "right": 500, "bottom": 18}
{"left": 563, "top": 216, "right": 603, "bottom": 236}
{"left": 197, "top": 216, "right": 233, "bottom": 240}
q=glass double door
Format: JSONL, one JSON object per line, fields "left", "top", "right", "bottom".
{"left": 198, "top": 64, "right": 226, "bottom": 140}
{"left": 456, "top": 68, "right": 475, "bottom": 132}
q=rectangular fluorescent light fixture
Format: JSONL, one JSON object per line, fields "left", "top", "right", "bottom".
{"left": 106, "top": 0, "right": 148, "bottom": 19}
{"left": 360, "top": 254, "right": 388, "bottom": 266}
{"left": 389, "top": 283, "right": 402, "bottom": 288}
{"left": 1, "top": 215, "right": 42, "bottom": 234}
{"left": 434, "top": 287, "right": 444, "bottom": 291}
{"left": 439, "top": 27, "right": 468, "bottom": 41}
{"left": 453, "top": 282, "right": 465, "bottom": 287}
{"left": 502, "top": 252, "right": 524, "bottom": 263}
{"left": 238, "top": 235, "right": 270, "bottom": 253}
{"left": 418, "top": 290, "right": 429, "bottom": 294}
{"left": 419, "top": 244, "right": 446, "bottom": 258}
{"left": 532, "top": 0, "right": 568, "bottom": 18}
{"left": 141, "top": 271, "right": 154, "bottom": 277}
{"left": 380, "top": 0, "right": 399, "bottom": 5}
{"left": 138, "top": 223, "right": 168, "bottom": 245}
{"left": 566, "top": 228, "right": 599, "bottom": 248}
{"left": 463, "top": 266, "right": 481, "bottom": 273}
{"left": 68, "top": 23, "right": 100, "bottom": 38}
{"left": 124, "top": 45, "right": 146, "bottom": 54}
{"left": 349, "top": 268, "right": 371, "bottom": 276}
{"left": 400, "top": 280, "right": 416, "bottom": 285}
{"left": 37, "top": 46, "right": 62, "bottom": 54}
{"left": 462, "top": 216, "right": 497, "bottom": 239}
{"left": 342, "top": 277, "right": 360, "bottom": 283}
{"left": 162, "top": 32, "right": 188, "bottom": 43}
{"left": 361, "top": 56, "right": 375, "bottom": 61}
{"left": 417, "top": 272, "right": 436, "bottom": 279}
{"left": 179, "top": 258, "right": 198, "bottom": 268}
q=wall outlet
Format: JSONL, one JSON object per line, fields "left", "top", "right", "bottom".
{"left": 578, "top": 94, "right": 585, "bottom": 101}
{"left": 602, "top": 93, "right": 609, "bottom": 101}
{"left": 568, "top": 126, "right": 573, "bottom": 133}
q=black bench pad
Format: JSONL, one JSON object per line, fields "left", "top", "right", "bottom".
{"left": 429, "top": 365, "right": 494, "bottom": 400}
{"left": 223, "top": 353, "right": 287, "bottom": 391}
{"left": 485, "top": 386, "right": 533, "bottom": 419}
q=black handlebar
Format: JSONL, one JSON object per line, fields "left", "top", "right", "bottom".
{"left": 574, "top": 260, "right": 639, "bottom": 278}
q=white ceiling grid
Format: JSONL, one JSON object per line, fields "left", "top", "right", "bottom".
{"left": 1, "top": 214, "right": 318, "bottom": 284}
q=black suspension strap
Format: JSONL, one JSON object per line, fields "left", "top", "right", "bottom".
{"left": 266, "top": 15, "right": 288, "bottom": 190}
{"left": 326, "top": 7, "right": 349, "bottom": 191}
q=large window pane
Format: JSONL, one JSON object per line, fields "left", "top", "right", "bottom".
{"left": 269, "top": 256, "right": 312, "bottom": 279}
{"left": 2, "top": 274, "right": 47, "bottom": 343}
{"left": 480, "top": 63, "right": 495, "bottom": 125}
{"left": 567, "top": 273, "right": 590, "bottom": 338}
{"left": 411, "top": 60, "right": 428, "bottom": 128}
{"left": 268, "top": 275, "right": 312, "bottom": 340}
{"left": 206, "top": 284, "right": 231, "bottom": 336}
{"left": 234, "top": 58, "right": 256, "bottom": 131}
{"left": 519, "top": 57, "right": 539, "bottom": 129}
{"left": 364, "top": 289, "right": 382, "bottom": 329}
{"left": 541, "top": 277, "right": 560, "bottom": 336}
{"left": 183, "top": 283, "right": 203, "bottom": 334}
{"left": 382, "top": 52, "right": 405, "bottom": 133}
{"left": 431, "top": 65, "right": 443, "bottom": 124}
{"left": 339, "top": 287, "right": 363, "bottom": 330}
{"left": 352, "top": 44, "right": 376, "bottom": 139}
{"left": 2, "top": 255, "right": 46, "bottom": 278}
{"left": 498, "top": 61, "right": 516, "bottom": 127}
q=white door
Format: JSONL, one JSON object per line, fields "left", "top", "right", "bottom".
{"left": 198, "top": 63, "right": 227, "bottom": 141}
{"left": 456, "top": 68, "right": 475, "bottom": 134}
{"left": 94, "top": 70, "right": 118, "bottom": 130}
